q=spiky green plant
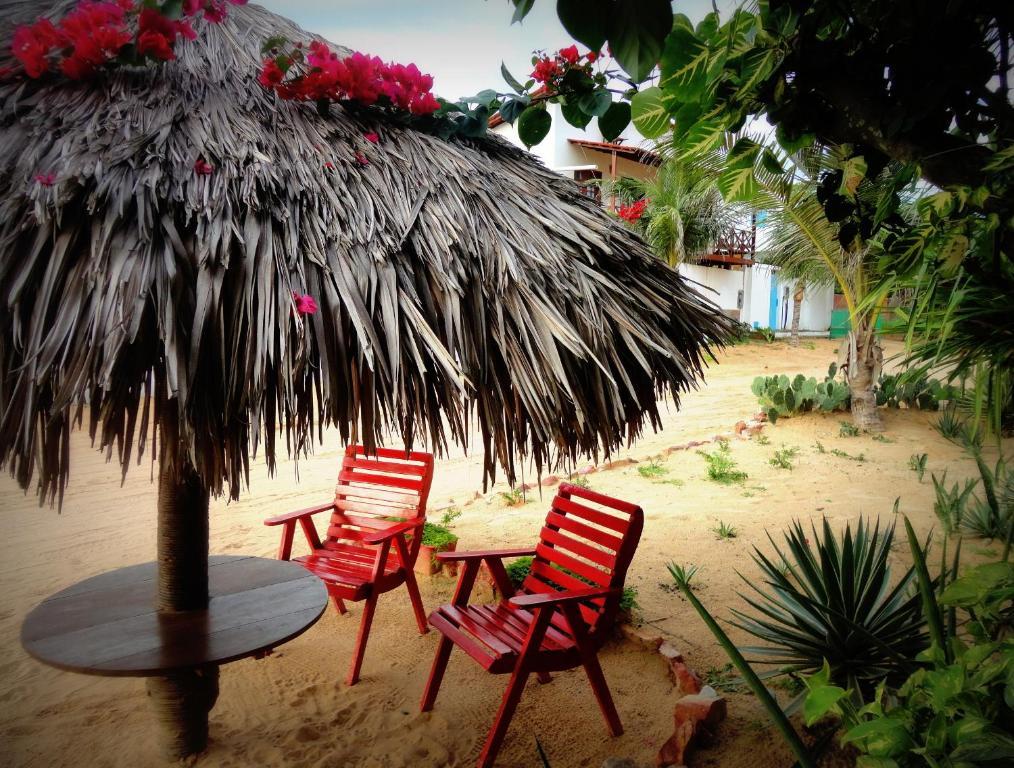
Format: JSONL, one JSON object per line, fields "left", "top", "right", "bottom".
{"left": 962, "top": 454, "right": 1012, "bottom": 539}
{"left": 731, "top": 517, "right": 927, "bottom": 692}
{"left": 637, "top": 458, "right": 668, "bottom": 479}
{"left": 713, "top": 521, "right": 738, "bottom": 539}
{"left": 931, "top": 471, "right": 978, "bottom": 535}
{"left": 908, "top": 453, "right": 928, "bottom": 481}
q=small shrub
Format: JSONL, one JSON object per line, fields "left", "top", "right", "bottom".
{"left": 931, "top": 471, "right": 977, "bottom": 534}
{"left": 697, "top": 441, "right": 748, "bottom": 484}
{"left": 874, "top": 372, "right": 957, "bottom": 410}
{"left": 713, "top": 521, "right": 738, "bottom": 539}
{"left": 961, "top": 454, "right": 1012, "bottom": 539}
{"left": 728, "top": 321, "right": 754, "bottom": 345}
{"left": 872, "top": 433, "right": 894, "bottom": 443}
{"left": 505, "top": 555, "right": 533, "bottom": 586}
{"left": 752, "top": 326, "right": 777, "bottom": 343}
{"left": 704, "top": 662, "right": 743, "bottom": 692}
{"left": 751, "top": 363, "right": 849, "bottom": 423}
{"left": 500, "top": 487, "right": 527, "bottom": 507}
{"left": 769, "top": 445, "right": 800, "bottom": 470}
{"left": 813, "top": 440, "right": 826, "bottom": 453}
{"left": 566, "top": 474, "right": 591, "bottom": 489}
{"left": 755, "top": 433, "right": 771, "bottom": 446}
{"left": 838, "top": 420, "right": 860, "bottom": 437}
{"left": 637, "top": 458, "right": 668, "bottom": 479}
{"left": 908, "top": 453, "right": 928, "bottom": 481}
{"left": 934, "top": 404, "right": 966, "bottom": 444}
{"left": 830, "top": 447, "right": 866, "bottom": 462}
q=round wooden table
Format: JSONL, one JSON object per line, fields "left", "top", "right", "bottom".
{"left": 21, "top": 555, "right": 327, "bottom": 676}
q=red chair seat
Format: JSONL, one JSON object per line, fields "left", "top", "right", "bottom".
{"left": 294, "top": 543, "right": 406, "bottom": 599}
{"left": 430, "top": 603, "right": 578, "bottom": 673}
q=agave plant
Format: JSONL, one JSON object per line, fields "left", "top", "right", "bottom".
{"left": 731, "top": 517, "right": 927, "bottom": 693}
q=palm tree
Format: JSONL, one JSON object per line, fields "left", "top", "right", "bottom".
{"left": 609, "top": 157, "right": 740, "bottom": 266}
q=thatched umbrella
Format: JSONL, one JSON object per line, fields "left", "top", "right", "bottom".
{"left": 0, "top": 0, "right": 732, "bottom": 757}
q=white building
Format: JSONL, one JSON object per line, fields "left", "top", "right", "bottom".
{"left": 491, "top": 103, "right": 834, "bottom": 335}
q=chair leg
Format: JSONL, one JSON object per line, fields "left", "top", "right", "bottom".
{"left": 579, "top": 650, "right": 623, "bottom": 736}
{"left": 346, "top": 593, "right": 378, "bottom": 686}
{"left": 403, "top": 568, "right": 429, "bottom": 635}
{"left": 536, "top": 671, "right": 552, "bottom": 684}
{"left": 478, "top": 665, "right": 532, "bottom": 768}
{"left": 420, "top": 634, "right": 452, "bottom": 712}
{"left": 331, "top": 594, "right": 348, "bottom": 615}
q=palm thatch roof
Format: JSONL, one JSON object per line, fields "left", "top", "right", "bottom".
{"left": 0, "top": 1, "right": 732, "bottom": 505}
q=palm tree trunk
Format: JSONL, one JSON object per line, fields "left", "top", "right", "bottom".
{"left": 146, "top": 429, "right": 218, "bottom": 760}
{"left": 789, "top": 284, "right": 804, "bottom": 347}
{"left": 846, "top": 323, "right": 884, "bottom": 432}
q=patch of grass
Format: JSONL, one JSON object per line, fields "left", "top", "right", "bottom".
{"left": 755, "top": 433, "right": 771, "bottom": 446}
{"left": 872, "top": 433, "right": 894, "bottom": 443}
{"left": 830, "top": 448, "right": 866, "bottom": 462}
{"left": 704, "top": 662, "right": 743, "bottom": 692}
{"left": 637, "top": 458, "right": 668, "bottom": 479}
{"left": 500, "top": 487, "right": 527, "bottom": 507}
{"left": 813, "top": 440, "right": 826, "bottom": 454}
{"left": 908, "top": 453, "right": 928, "bottom": 481}
{"left": 697, "top": 441, "right": 748, "bottom": 484}
{"left": 566, "top": 474, "right": 591, "bottom": 489}
{"left": 660, "top": 478, "right": 685, "bottom": 487}
{"left": 839, "top": 421, "right": 861, "bottom": 437}
{"left": 769, "top": 445, "right": 800, "bottom": 470}
{"left": 712, "top": 520, "right": 738, "bottom": 539}
{"left": 769, "top": 674, "right": 805, "bottom": 695}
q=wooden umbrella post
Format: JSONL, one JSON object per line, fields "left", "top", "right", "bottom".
{"left": 147, "top": 453, "right": 218, "bottom": 760}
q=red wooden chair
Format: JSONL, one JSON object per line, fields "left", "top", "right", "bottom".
{"left": 264, "top": 445, "right": 435, "bottom": 685}
{"left": 420, "top": 483, "right": 643, "bottom": 767}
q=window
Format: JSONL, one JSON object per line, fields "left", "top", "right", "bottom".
{"left": 574, "top": 169, "right": 602, "bottom": 202}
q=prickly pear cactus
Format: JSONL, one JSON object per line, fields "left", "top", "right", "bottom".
{"left": 751, "top": 362, "right": 850, "bottom": 423}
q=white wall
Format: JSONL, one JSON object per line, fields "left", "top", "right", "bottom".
{"left": 678, "top": 264, "right": 748, "bottom": 320}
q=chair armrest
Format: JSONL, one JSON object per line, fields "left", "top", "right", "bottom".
{"left": 509, "top": 587, "right": 619, "bottom": 609}
{"left": 263, "top": 503, "right": 333, "bottom": 526}
{"left": 436, "top": 547, "right": 537, "bottom": 562}
{"left": 361, "top": 519, "right": 424, "bottom": 545}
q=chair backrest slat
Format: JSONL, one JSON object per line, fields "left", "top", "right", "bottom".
{"left": 520, "top": 483, "right": 643, "bottom": 644}
{"left": 327, "top": 446, "right": 435, "bottom": 566}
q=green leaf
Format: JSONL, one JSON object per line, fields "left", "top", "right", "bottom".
{"left": 598, "top": 101, "right": 631, "bottom": 142}
{"left": 630, "top": 86, "right": 669, "bottom": 139}
{"left": 578, "top": 88, "right": 612, "bottom": 118}
{"left": 609, "top": 0, "right": 673, "bottom": 82}
{"left": 842, "top": 719, "right": 912, "bottom": 758}
{"left": 761, "top": 149, "right": 784, "bottom": 176}
{"left": 803, "top": 683, "right": 846, "bottom": 726}
{"left": 501, "top": 62, "right": 526, "bottom": 95}
{"left": 561, "top": 98, "right": 592, "bottom": 129}
{"left": 499, "top": 96, "right": 528, "bottom": 125}
{"left": 517, "top": 105, "right": 552, "bottom": 148}
{"left": 660, "top": 25, "right": 711, "bottom": 102}
{"left": 678, "top": 118, "right": 723, "bottom": 155}
{"left": 718, "top": 161, "right": 758, "bottom": 203}
{"left": 557, "top": 0, "right": 608, "bottom": 52}
{"left": 839, "top": 155, "right": 868, "bottom": 199}
{"left": 511, "top": 0, "right": 534, "bottom": 24}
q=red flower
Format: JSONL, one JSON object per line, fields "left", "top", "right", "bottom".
{"left": 258, "top": 58, "right": 284, "bottom": 87}
{"left": 137, "top": 30, "right": 175, "bottom": 61}
{"left": 531, "top": 56, "right": 560, "bottom": 84}
{"left": 355, "top": 152, "right": 369, "bottom": 166}
{"left": 586, "top": 51, "right": 599, "bottom": 63}
{"left": 363, "top": 132, "right": 379, "bottom": 143}
{"left": 409, "top": 92, "right": 440, "bottom": 115}
{"left": 34, "top": 173, "right": 56, "bottom": 186}
{"left": 11, "top": 19, "right": 64, "bottom": 78}
{"left": 617, "top": 198, "right": 649, "bottom": 222}
{"left": 292, "top": 292, "right": 318, "bottom": 315}
{"left": 558, "top": 45, "right": 579, "bottom": 65}
{"left": 194, "top": 158, "right": 214, "bottom": 174}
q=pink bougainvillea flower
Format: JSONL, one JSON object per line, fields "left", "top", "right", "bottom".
{"left": 558, "top": 45, "right": 579, "bottom": 65}
{"left": 11, "top": 19, "right": 64, "bottom": 78}
{"left": 34, "top": 173, "right": 56, "bottom": 186}
{"left": 258, "top": 58, "right": 284, "bottom": 87}
{"left": 292, "top": 292, "right": 318, "bottom": 315}
{"left": 354, "top": 152, "right": 369, "bottom": 166}
{"left": 363, "top": 132, "right": 379, "bottom": 143}
{"left": 194, "top": 158, "right": 214, "bottom": 174}
{"left": 586, "top": 51, "right": 599, "bottom": 63}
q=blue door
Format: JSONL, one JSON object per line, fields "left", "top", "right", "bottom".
{"left": 768, "top": 273, "right": 779, "bottom": 329}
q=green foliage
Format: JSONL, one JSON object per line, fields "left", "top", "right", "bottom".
{"left": 813, "top": 440, "right": 826, "bottom": 453}
{"left": 803, "top": 523, "right": 1014, "bottom": 768}
{"left": 712, "top": 520, "right": 738, "bottom": 540}
{"left": 875, "top": 373, "right": 957, "bottom": 411}
{"left": 839, "top": 420, "right": 860, "bottom": 437}
{"left": 872, "top": 433, "right": 894, "bottom": 443}
{"left": 751, "top": 363, "right": 849, "bottom": 423}
{"left": 931, "top": 471, "right": 977, "bottom": 535}
{"left": 500, "top": 487, "right": 528, "bottom": 507}
{"left": 769, "top": 445, "right": 799, "bottom": 470}
{"left": 566, "top": 474, "right": 591, "bottom": 489}
{"left": 755, "top": 433, "right": 770, "bottom": 446}
{"left": 697, "top": 440, "right": 748, "bottom": 484}
{"left": 731, "top": 518, "right": 927, "bottom": 693}
{"left": 962, "top": 455, "right": 1012, "bottom": 540}
{"left": 421, "top": 524, "right": 457, "bottom": 549}
{"left": 829, "top": 448, "right": 866, "bottom": 462}
{"left": 505, "top": 555, "right": 638, "bottom": 613}
{"left": 752, "top": 326, "right": 776, "bottom": 343}
{"left": 934, "top": 405, "right": 968, "bottom": 444}
{"left": 908, "top": 453, "right": 928, "bottom": 482}
{"left": 637, "top": 458, "right": 668, "bottom": 479}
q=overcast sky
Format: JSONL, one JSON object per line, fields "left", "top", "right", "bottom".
{"left": 256, "top": 1, "right": 737, "bottom": 103}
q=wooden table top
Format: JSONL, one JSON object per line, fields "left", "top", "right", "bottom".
{"left": 21, "top": 555, "right": 328, "bottom": 677}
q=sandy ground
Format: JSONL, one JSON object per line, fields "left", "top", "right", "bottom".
{"left": 1, "top": 338, "right": 1007, "bottom": 768}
